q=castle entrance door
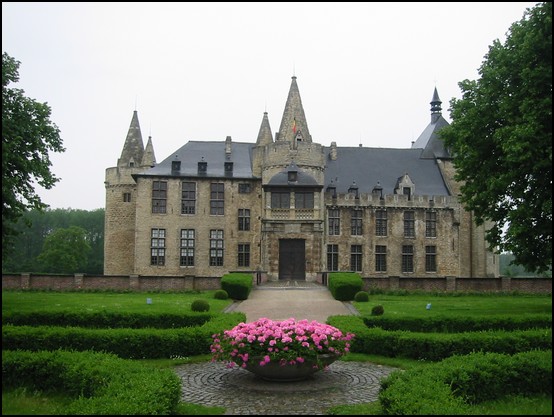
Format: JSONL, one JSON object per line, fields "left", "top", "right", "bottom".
{"left": 278, "top": 239, "right": 305, "bottom": 280}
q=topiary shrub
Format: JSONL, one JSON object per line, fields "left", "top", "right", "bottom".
{"left": 214, "top": 289, "right": 229, "bottom": 300}
{"left": 354, "top": 291, "right": 369, "bottom": 302}
{"left": 191, "top": 299, "right": 210, "bottom": 312}
{"left": 371, "top": 304, "right": 384, "bottom": 316}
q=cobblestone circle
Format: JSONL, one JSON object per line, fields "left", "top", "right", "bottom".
{"left": 174, "top": 361, "right": 398, "bottom": 415}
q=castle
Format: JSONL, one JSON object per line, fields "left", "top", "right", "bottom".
{"left": 104, "top": 76, "right": 499, "bottom": 281}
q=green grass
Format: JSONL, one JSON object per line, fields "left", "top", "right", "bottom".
{"left": 353, "top": 293, "right": 552, "bottom": 317}
{"left": 1, "top": 290, "right": 234, "bottom": 315}
{"left": 2, "top": 387, "right": 73, "bottom": 415}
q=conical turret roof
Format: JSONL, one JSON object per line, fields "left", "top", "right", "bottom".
{"left": 256, "top": 111, "right": 273, "bottom": 145}
{"left": 141, "top": 135, "right": 156, "bottom": 167}
{"left": 118, "top": 110, "right": 145, "bottom": 168}
{"left": 276, "top": 76, "right": 312, "bottom": 143}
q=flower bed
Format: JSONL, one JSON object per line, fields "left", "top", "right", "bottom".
{"left": 210, "top": 318, "right": 355, "bottom": 374}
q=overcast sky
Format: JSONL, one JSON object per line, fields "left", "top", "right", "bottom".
{"left": 2, "top": 2, "right": 538, "bottom": 211}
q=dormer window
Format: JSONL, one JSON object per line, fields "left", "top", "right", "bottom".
{"left": 348, "top": 181, "right": 359, "bottom": 199}
{"left": 395, "top": 173, "right": 415, "bottom": 199}
{"left": 171, "top": 160, "right": 181, "bottom": 173}
{"left": 198, "top": 158, "right": 207, "bottom": 175}
{"left": 224, "top": 161, "right": 233, "bottom": 176}
{"left": 288, "top": 171, "right": 298, "bottom": 182}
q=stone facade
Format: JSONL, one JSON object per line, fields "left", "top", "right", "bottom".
{"left": 104, "top": 77, "right": 499, "bottom": 280}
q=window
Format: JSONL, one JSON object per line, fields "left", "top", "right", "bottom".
{"left": 271, "top": 192, "right": 290, "bottom": 208}
{"left": 375, "top": 245, "right": 387, "bottom": 272}
{"left": 239, "top": 183, "right": 251, "bottom": 194}
{"left": 404, "top": 211, "right": 415, "bottom": 237}
{"left": 209, "top": 229, "right": 224, "bottom": 266}
{"left": 350, "top": 245, "right": 362, "bottom": 272}
{"left": 295, "top": 192, "right": 314, "bottom": 209}
{"left": 402, "top": 245, "right": 414, "bottom": 273}
{"left": 425, "top": 211, "right": 437, "bottom": 237}
{"left": 150, "top": 228, "right": 166, "bottom": 265}
{"left": 180, "top": 229, "right": 195, "bottom": 266}
{"left": 351, "top": 209, "right": 363, "bottom": 235}
{"left": 327, "top": 244, "right": 339, "bottom": 271}
{"left": 425, "top": 245, "right": 437, "bottom": 272}
{"left": 238, "top": 209, "right": 250, "bottom": 231}
{"left": 181, "top": 182, "right": 196, "bottom": 215}
{"left": 375, "top": 210, "right": 387, "bottom": 236}
{"left": 152, "top": 181, "right": 167, "bottom": 213}
{"left": 210, "top": 183, "right": 224, "bottom": 215}
{"left": 328, "top": 208, "right": 340, "bottom": 235}
{"left": 123, "top": 192, "right": 131, "bottom": 202}
{"left": 403, "top": 186, "right": 411, "bottom": 201}
{"left": 238, "top": 243, "right": 250, "bottom": 267}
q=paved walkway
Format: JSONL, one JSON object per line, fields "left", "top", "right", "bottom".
{"left": 174, "top": 281, "right": 398, "bottom": 415}
{"left": 224, "top": 280, "right": 359, "bottom": 323}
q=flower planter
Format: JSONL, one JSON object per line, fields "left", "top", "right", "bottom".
{"left": 245, "top": 353, "right": 339, "bottom": 382}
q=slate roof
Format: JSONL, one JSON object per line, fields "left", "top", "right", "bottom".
{"left": 324, "top": 147, "right": 450, "bottom": 196}
{"left": 136, "top": 141, "right": 256, "bottom": 179}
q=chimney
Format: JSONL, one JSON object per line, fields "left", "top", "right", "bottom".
{"left": 329, "top": 141, "right": 337, "bottom": 160}
{"left": 225, "top": 136, "right": 232, "bottom": 155}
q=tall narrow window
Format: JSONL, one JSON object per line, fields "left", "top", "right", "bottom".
{"left": 350, "top": 244, "right": 362, "bottom": 272}
{"left": 327, "top": 244, "right": 339, "bottom": 271}
{"left": 238, "top": 243, "right": 250, "bottom": 267}
{"left": 295, "top": 192, "right": 314, "bottom": 209}
{"left": 328, "top": 209, "right": 340, "bottom": 235}
{"left": 375, "top": 210, "right": 387, "bottom": 236}
{"left": 425, "top": 211, "right": 437, "bottom": 237}
{"left": 181, "top": 182, "right": 196, "bottom": 215}
{"left": 404, "top": 211, "right": 415, "bottom": 237}
{"left": 271, "top": 192, "right": 290, "bottom": 208}
{"left": 425, "top": 245, "right": 437, "bottom": 272}
{"left": 210, "top": 183, "right": 225, "bottom": 215}
{"left": 375, "top": 245, "right": 387, "bottom": 272}
{"left": 351, "top": 209, "right": 363, "bottom": 235}
{"left": 238, "top": 209, "right": 251, "bottom": 231}
{"left": 150, "top": 228, "right": 166, "bottom": 265}
{"left": 402, "top": 245, "right": 414, "bottom": 273}
{"left": 403, "top": 187, "right": 411, "bottom": 201}
{"left": 152, "top": 181, "right": 167, "bottom": 213}
{"left": 180, "top": 229, "right": 195, "bottom": 266}
{"left": 209, "top": 229, "right": 224, "bottom": 266}
{"left": 123, "top": 192, "right": 131, "bottom": 202}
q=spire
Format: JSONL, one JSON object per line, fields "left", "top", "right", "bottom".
{"left": 430, "top": 87, "right": 442, "bottom": 123}
{"left": 141, "top": 135, "right": 156, "bottom": 167}
{"left": 118, "top": 110, "right": 145, "bottom": 168}
{"left": 256, "top": 111, "right": 274, "bottom": 145}
{"left": 276, "top": 76, "right": 312, "bottom": 143}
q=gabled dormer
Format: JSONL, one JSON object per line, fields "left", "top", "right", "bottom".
{"left": 395, "top": 173, "right": 415, "bottom": 200}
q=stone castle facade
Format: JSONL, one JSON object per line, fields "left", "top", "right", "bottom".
{"left": 104, "top": 76, "right": 499, "bottom": 280}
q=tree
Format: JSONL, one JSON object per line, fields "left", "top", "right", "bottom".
{"left": 439, "top": 2, "right": 552, "bottom": 274}
{"left": 37, "top": 226, "right": 91, "bottom": 274}
{"left": 2, "top": 52, "right": 65, "bottom": 263}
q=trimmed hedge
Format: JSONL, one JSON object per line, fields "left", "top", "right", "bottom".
{"left": 379, "top": 350, "right": 552, "bottom": 415}
{"left": 328, "top": 272, "right": 363, "bottom": 301}
{"left": 362, "top": 314, "right": 552, "bottom": 333}
{"left": 2, "top": 310, "right": 213, "bottom": 328}
{"left": 327, "top": 315, "right": 552, "bottom": 361}
{"left": 2, "top": 312, "right": 246, "bottom": 359}
{"left": 221, "top": 273, "right": 253, "bottom": 300}
{"left": 2, "top": 349, "right": 181, "bottom": 415}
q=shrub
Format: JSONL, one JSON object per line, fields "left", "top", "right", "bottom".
{"left": 371, "top": 305, "right": 384, "bottom": 316}
{"left": 328, "top": 272, "right": 363, "bottom": 301}
{"left": 221, "top": 273, "right": 253, "bottom": 300}
{"left": 213, "top": 289, "right": 229, "bottom": 300}
{"left": 354, "top": 291, "right": 369, "bottom": 302}
{"left": 191, "top": 299, "right": 210, "bottom": 312}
